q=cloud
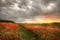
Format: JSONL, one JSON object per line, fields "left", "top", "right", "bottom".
{"left": 0, "top": 0, "right": 60, "bottom": 23}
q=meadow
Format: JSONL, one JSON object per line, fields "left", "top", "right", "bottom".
{"left": 0, "top": 21, "right": 60, "bottom": 40}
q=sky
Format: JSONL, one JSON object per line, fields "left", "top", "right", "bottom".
{"left": 0, "top": 0, "right": 60, "bottom": 23}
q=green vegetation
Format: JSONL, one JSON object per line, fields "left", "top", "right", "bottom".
{"left": 0, "top": 19, "right": 14, "bottom": 23}
{"left": 0, "top": 20, "right": 60, "bottom": 40}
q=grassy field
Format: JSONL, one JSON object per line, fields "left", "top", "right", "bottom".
{"left": 0, "top": 22, "right": 60, "bottom": 40}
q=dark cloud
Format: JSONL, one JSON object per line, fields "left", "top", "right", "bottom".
{"left": 0, "top": 0, "right": 60, "bottom": 22}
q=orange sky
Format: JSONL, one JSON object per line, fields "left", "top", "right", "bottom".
{"left": 16, "top": 18, "right": 60, "bottom": 24}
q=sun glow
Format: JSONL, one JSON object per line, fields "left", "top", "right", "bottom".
{"left": 17, "top": 18, "right": 60, "bottom": 24}
{"left": 31, "top": 20, "right": 54, "bottom": 24}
